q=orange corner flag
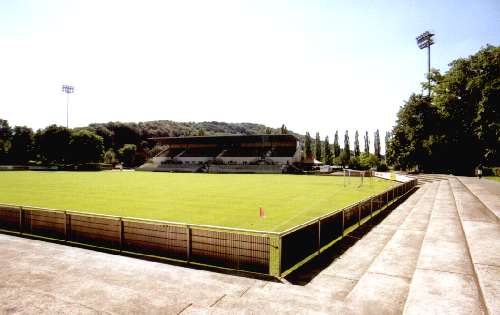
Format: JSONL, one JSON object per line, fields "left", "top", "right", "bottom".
{"left": 259, "top": 207, "right": 266, "bottom": 218}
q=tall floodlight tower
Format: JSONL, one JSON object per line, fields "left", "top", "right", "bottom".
{"left": 61, "top": 85, "right": 75, "bottom": 128}
{"left": 416, "top": 31, "right": 435, "bottom": 97}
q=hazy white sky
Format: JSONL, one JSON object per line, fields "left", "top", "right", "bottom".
{"left": 1, "top": 0, "right": 499, "bottom": 151}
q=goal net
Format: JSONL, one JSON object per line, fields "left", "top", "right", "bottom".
{"left": 343, "top": 169, "right": 370, "bottom": 188}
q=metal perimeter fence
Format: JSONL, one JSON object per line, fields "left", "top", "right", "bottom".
{"left": 0, "top": 175, "right": 417, "bottom": 278}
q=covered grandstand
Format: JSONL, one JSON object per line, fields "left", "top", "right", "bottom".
{"left": 138, "top": 134, "right": 301, "bottom": 173}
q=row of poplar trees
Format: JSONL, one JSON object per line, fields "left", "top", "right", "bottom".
{"left": 303, "top": 130, "right": 383, "bottom": 169}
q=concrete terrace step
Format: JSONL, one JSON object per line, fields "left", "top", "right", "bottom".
{"left": 197, "top": 293, "right": 350, "bottom": 315}
{"left": 449, "top": 177, "right": 500, "bottom": 315}
{"left": 403, "top": 180, "right": 484, "bottom": 315}
{"left": 341, "top": 181, "right": 440, "bottom": 314}
{"left": 301, "top": 185, "right": 431, "bottom": 301}
{"left": 458, "top": 176, "right": 500, "bottom": 221}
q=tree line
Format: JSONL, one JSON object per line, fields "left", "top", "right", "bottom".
{"left": 303, "top": 129, "right": 386, "bottom": 170}
{"left": 386, "top": 44, "right": 499, "bottom": 175}
{"left": 0, "top": 120, "right": 299, "bottom": 167}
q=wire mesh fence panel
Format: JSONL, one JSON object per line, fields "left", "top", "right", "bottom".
{"left": 319, "top": 211, "right": 343, "bottom": 247}
{"left": 190, "top": 228, "right": 270, "bottom": 274}
{"left": 280, "top": 221, "right": 318, "bottom": 272}
{"left": 123, "top": 221, "right": 187, "bottom": 260}
{"left": 69, "top": 214, "right": 121, "bottom": 249}
{"left": 360, "top": 200, "right": 371, "bottom": 219}
{"left": 23, "top": 208, "right": 65, "bottom": 239}
{"left": 343, "top": 206, "right": 358, "bottom": 229}
{"left": 0, "top": 205, "right": 20, "bottom": 231}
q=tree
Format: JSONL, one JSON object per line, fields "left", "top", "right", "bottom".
{"left": 280, "top": 124, "right": 288, "bottom": 134}
{"left": 304, "top": 132, "right": 312, "bottom": 158}
{"left": 354, "top": 130, "right": 360, "bottom": 157}
{"left": 69, "top": 130, "right": 104, "bottom": 164}
{"left": 104, "top": 149, "right": 117, "bottom": 165}
{"left": 197, "top": 129, "right": 205, "bottom": 136}
{"left": 364, "top": 131, "right": 370, "bottom": 154}
{"left": 35, "top": 125, "right": 71, "bottom": 164}
{"left": 314, "top": 132, "right": 322, "bottom": 161}
{"left": 387, "top": 45, "right": 499, "bottom": 174}
{"left": 323, "top": 136, "right": 333, "bottom": 165}
{"left": 342, "top": 130, "right": 350, "bottom": 166}
{"left": 333, "top": 130, "right": 341, "bottom": 158}
{"left": 384, "top": 131, "right": 391, "bottom": 160}
{"left": 119, "top": 144, "right": 137, "bottom": 167}
{"left": 10, "top": 126, "right": 34, "bottom": 164}
{"left": 110, "top": 123, "right": 141, "bottom": 150}
{"left": 0, "top": 119, "right": 12, "bottom": 164}
{"left": 374, "top": 129, "right": 381, "bottom": 159}
{"left": 265, "top": 127, "right": 272, "bottom": 134}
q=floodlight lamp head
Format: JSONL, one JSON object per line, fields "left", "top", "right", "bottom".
{"left": 416, "top": 31, "right": 435, "bottom": 49}
{"left": 62, "top": 85, "right": 75, "bottom": 93}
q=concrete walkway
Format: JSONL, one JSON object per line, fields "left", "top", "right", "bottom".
{"left": 0, "top": 177, "right": 498, "bottom": 314}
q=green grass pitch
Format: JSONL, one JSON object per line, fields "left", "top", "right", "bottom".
{"left": 0, "top": 171, "right": 396, "bottom": 232}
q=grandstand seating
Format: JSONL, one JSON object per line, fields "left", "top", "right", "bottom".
{"left": 157, "top": 164, "right": 202, "bottom": 172}
{"left": 221, "top": 148, "right": 271, "bottom": 157}
{"left": 140, "top": 134, "right": 300, "bottom": 173}
{"left": 269, "top": 147, "right": 297, "bottom": 157}
{"left": 162, "top": 148, "right": 185, "bottom": 158}
{"left": 179, "top": 148, "right": 222, "bottom": 157}
{"left": 208, "top": 164, "right": 283, "bottom": 174}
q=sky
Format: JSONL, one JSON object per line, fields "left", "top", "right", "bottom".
{"left": 1, "top": 0, "right": 499, "bottom": 152}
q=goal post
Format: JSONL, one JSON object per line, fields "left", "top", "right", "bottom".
{"left": 343, "top": 169, "right": 370, "bottom": 188}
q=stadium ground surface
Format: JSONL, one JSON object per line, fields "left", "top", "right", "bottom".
{"left": 486, "top": 176, "right": 500, "bottom": 182}
{"left": 0, "top": 171, "right": 395, "bottom": 232}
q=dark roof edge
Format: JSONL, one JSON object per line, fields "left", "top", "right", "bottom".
{"left": 149, "top": 134, "right": 298, "bottom": 141}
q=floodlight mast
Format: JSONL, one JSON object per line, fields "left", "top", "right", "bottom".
{"left": 416, "top": 31, "right": 435, "bottom": 97}
{"left": 61, "top": 85, "right": 75, "bottom": 128}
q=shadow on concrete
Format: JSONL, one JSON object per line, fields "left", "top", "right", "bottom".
{"left": 284, "top": 187, "right": 419, "bottom": 285}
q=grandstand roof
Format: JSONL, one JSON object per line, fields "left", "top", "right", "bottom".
{"left": 150, "top": 134, "right": 298, "bottom": 145}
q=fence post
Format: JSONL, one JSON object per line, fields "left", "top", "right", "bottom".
{"left": 342, "top": 209, "right": 345, "bottom": 236}
{"left": 358, "top": 204, "right": 361, "bottom": 227}
{"left": 64, "top": 211, "right": 68, "bottom": 242}
{"left": 18, "top": 207, "right": 23, "bottom": 235}
{"left": 317, "top": 220, "right": 321, "bottom": 254}
{"left": 186, "top": 225, "right": 191, "bottom": 263}
{"left": 370, "top": 198, "right": 373, "bottom": 218}
{"left": 119, "top": 218, "right": 124, "bottom": 251}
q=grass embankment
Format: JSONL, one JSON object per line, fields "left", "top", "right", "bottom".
{"left": 0, "top": 171, "right": 395, "bottom": 232}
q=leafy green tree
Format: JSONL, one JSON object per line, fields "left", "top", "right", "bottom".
{"left": 374, "top": 129, "right": 381, "bottom": 159}
{"left": 384, "top": 131, "right": 391, "bottom": 160}
{"left": 304, "top": 132, "right": 312, "bottom": 158}
{"left": 354, "top": 130, "right": 360, "bottom": 157}
{"left": 110, "top": 123, "right": 141, "bottom": 150}
{"left": 119, "top": 144, "right": 137, "bottom": 167}
{"left": 10, "top": 126, "right": 34, "bottom": 164}
{"left": 69, "top": 130, "right": 104, "bottom": 164}
{"left": 35, "top": 125, "right": 71, "bottom": 164}
{"left": 387, "top": 45, "right": 499, "bottom": 174}
{"left": 197, "top": 129, "right": 205, "bottom": 136}
{"left": 104, "top": 149, "right": 117, "bottom": 165}
{"left": 364, "top": 131, "right": 370, "bottom": 154}
{"left": 0, "top": 119, "right": 12, "bottom": 164}
{"left": 280, "top": 124, "right": 288, "bottom": 134}
{"left": 342, "top": 130, "right": 350, "bottom": 166}
{"left": 323, "top": 136, "right": 333, "bottom": 164}
{"left": 333, "top": 130, "right": 341, "bottom": 158}
{"left": 265, "top": 127, "right": 272, "bottom": 134}
{"left": 314, "top": 132, "right": 322, "bottom": 161}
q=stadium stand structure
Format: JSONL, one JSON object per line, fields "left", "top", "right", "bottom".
{"left": 138, "top": 135, "right": 301, "bottom": 173}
